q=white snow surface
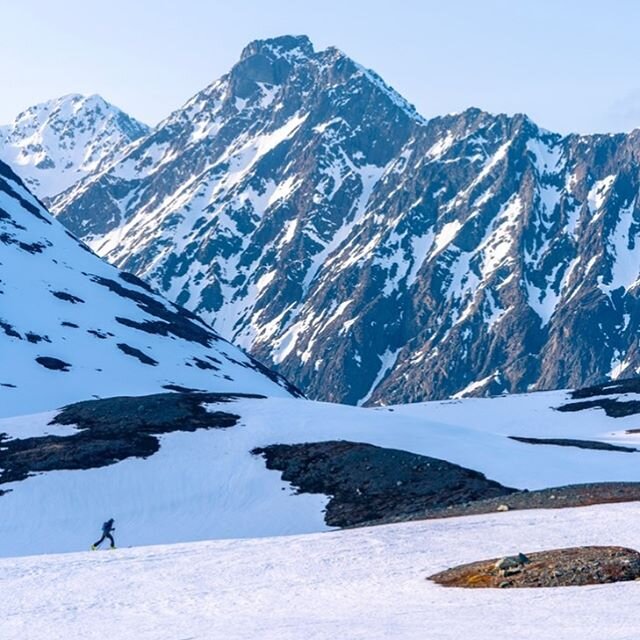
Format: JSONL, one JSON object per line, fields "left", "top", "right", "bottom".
{"left": 4, "top": 502, "right": 640, "bottom": 640}
{"left": 2, "top": 389, "right": 640, "bottom": 558}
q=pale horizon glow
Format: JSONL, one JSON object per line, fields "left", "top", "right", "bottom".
{"left": 2, "top": 0, "right": 640, "bottom": 135}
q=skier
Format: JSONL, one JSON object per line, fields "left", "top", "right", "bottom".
{"left": 91, "top": 518, "right": 116, "bottom": 550}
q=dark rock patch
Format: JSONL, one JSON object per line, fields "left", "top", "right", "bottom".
{"left": 377, "top": 482, "right": 640, "bottom": 524}
{"left": 87, "top": 329, "right": 110, "bottom": 339}
{"left": 61, "top": 321, "right": 80, "bottom": 328}
{"left": 116, "top": 343, "right": 158, "bottom": 366}
{"left": 0, "top": 392, "right": 263, "bottom": 488}
{"left": 119, "top": 271, "right": 155, "bottom": 293}
{"left": 18, "top": 240, "right": 47, "bottom": 254}
{"left": 115, "top": 316, "right": 185, "bottom": 339}
{"left": 51, "top": 290, "right": 85, "bottom": 304}
{"left": 0, "top": 321, "right": 21, "bottom": 339}
{"left": 162, "top": 384, "right": 206, "bottom": 393}
{"left": 92, "top": 275, "right": 217, "bottom": 347}
{"left": 556, "top": 398, "right": 640, "bottom": 418}
{"left": 1, "top": 231, "right": 48, "bottom": 254}
{"left": 0, "top": 207, "right": 26, "bottom": 230}
{"left": 35, "top": 356, "right": 71, "bottom": 372}
{"left": 429, "top": 546, "right": 640, "bottom": 588}
{"left": 556, "top": 378, "right": 640, "bottom": 417}
{"left": 252, "top": 440, "right": 516, "bottom": 527}
{"left": 26, "top": 332, "right": 50, "bottom": 344}
{"left": 192, "top": 357, "right": 218, "bottom": 370}
{"left": 509, "top": 436, "right": 637, "bottom": 453}
{"left": 571, "top": 378, "right": 640, "bottom": 399}
{"left": 0, "top": 168, "right": 51, "bottom": 225}
{"left": 1, "top": 383, "right": 16, "bottom": 388}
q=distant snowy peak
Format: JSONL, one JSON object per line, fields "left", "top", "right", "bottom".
{"left": 0, "top": 94, "right": 149, "bottom": 198}
{"left": 0, "top": 160, "right": 297, "bottom": 417}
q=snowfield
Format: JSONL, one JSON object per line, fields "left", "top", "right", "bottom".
{"left": 4, "top": 502, "right": 640, "bottom": 640}
{"left": 2, "top": 390, "right": 640, "bottom": 557}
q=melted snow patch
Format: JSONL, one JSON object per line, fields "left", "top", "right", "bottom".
{"left": 610, "top": 352, "right": 631, "bottom": 380}
{"left": 478, "top": 196, "right": 521, "bottom": 279}
{"left": 256, "top": 270, "right": 276, "bottom": 292}
{"left": 527, "top": 277, "right": 561, "bottom": 326}
{"left": 277, "top": 218, "right": 299, "bottom": 248}
{"left": 268, "top": 176, "right": 299, "bottom": 207}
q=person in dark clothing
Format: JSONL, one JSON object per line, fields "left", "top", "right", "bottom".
{"left": 92, "top": 518, "right": 116, "bottom": 550}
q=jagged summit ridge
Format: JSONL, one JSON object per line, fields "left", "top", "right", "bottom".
{"left": 10, "top": 35, "right": 640, "bottom": 404}
{"left": 240, "top": 35, "right": 315, "bottom": 61}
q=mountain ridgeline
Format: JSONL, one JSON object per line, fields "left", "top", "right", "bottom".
{"left": 6, "top": 35, "right": 640, "bottom": 404}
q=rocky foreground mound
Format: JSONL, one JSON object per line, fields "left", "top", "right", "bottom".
{"left": 429, "top": 546, "right": 640, "bottom": 588}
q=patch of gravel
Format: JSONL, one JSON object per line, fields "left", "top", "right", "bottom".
{"left": 360, "top": 482, "right": 640, "bottom": 525}
{"left": 429, "top": 546, "right": 640, "bottom": 588}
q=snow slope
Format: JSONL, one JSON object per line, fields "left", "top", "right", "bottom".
{"left": 4, "top": 502, "right": 640, "bottom": 640}
{"left": 2, "top": 386, "right": 640, "bottom": 557}
{"left": 389, "top": 388, "right": 640, "bottom": 443}
{"left": 0, "top": 160, "right": 295, "bottom": 418}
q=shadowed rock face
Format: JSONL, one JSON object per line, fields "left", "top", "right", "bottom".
{"left": 252, "top": 440, "right": 516, "bottom": 527}
{"left": 0, "top": 392, "right": 262, "bottom": 489}
{"left": 47, "top": 35, "right": 640, "bottom": 405}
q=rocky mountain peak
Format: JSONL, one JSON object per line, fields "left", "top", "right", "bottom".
{"left": 240, "top": 35, "right": 315, "bottom": 63}
{"left": 230, "top": 35, "right": 316, "bottom": 96}
{"left": 10, "top": 35, "right": 640, "bottom": 405}
{"left": 0, "top": 94, "right": 149, "bottom": 199}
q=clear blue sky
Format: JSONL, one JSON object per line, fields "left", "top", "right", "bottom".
{"left": 2, "top": 0, "right": 640, "bottom": 134}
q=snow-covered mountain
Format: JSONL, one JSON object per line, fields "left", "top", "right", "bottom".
{"left": 0, "top": 94, "right": 149, "bottom": 199}
{"left": 40, "top": 36, "right": 640, "bottom": 404}
{"left": 1, "top": 374, "right": 640, "bottom": 557}
{"left": 0, "top": 160, "right": 297, "bottom": 418}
